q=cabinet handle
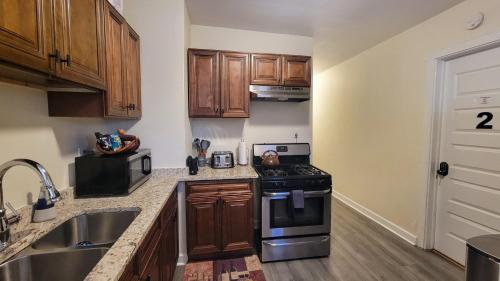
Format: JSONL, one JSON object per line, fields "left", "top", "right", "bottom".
{"left": 125, "top": 104, "right": 136, "bottom": 111}
{"left": 49, "top": 49, "right": 60, "bottom": 61}
{"left": 145, "top": 275, "right": 151, "bottom": 281}
{"left": 60, "top": 54, "right": 71, "bottom": 66}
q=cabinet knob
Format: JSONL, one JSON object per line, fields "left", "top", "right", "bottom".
{"left": 126, "top": 104, "right": 136, "bottom": 111}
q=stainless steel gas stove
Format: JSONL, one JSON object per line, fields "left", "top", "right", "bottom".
{"left": 253, "top": 143, "right": 332, "bottom": 262}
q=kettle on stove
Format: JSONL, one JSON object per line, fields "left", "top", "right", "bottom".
{"left": 261, "top": 150, "right": 280, "bottom": 167}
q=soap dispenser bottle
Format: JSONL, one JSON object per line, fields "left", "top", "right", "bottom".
{"left": 32, "top": 186, "right": 57, "bottom": 223}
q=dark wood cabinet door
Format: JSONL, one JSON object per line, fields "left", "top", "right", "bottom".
{"left": 118, "top": 262, "right": 139, "bottom": 281}
{"left": 142, "top": 249, "right": 161, "bottom": 281}
{"left": 282, "top": 55, "right": 311, "bottom": 87}
{"left": 124, "top": 25, "right": 141, "bottom": 118}
{"left": 54, "top": 0, "right": 106, "bottom": 89}
{"left": 188, "top": 49, "right": 220, "bottom": 117}
{"left": 161, "top": 200, "right": 178, "bottom": 281}
{"left": 0, "top": 0, "right": 54, "bottom": 73}
{"left": 251, "top": 54, "right": 282, "bottom": 85}
{"left": 186, "top": 195, "right": 220, "bottom": 258}
{"left": 103, "top": 1, "right": 127, "bottom": 117}
{"left": 220, "top": 52, "right": 250, "bottom": 118}
{"left": 221, "top": 193, "right": 253, "bottom": 253}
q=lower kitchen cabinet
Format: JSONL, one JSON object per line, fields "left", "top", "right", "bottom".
{"left": 186, "top": 181, "right": 253, "bottom": 260}
{"left": 221, "top": 193, "right": 253, "bottom": 252}
{"left": 186, "top": 195, "right": 220, "bottom": 257}
{"left": 161, "top": 191, "right": 179, "bottom": 281}
{"left": 119, "top": 189, "right": 178, "bottom": 281}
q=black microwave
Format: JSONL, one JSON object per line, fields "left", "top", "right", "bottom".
{"left": 75, "top": 149, "right": 152, "bottom": 198}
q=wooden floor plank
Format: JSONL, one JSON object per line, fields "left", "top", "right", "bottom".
{"left": 173, "top": 198, "right": 465, "bottom": 281}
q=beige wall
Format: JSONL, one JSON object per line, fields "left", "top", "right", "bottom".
{"left": 0, "top": 83, "right": 117, "bottom": 209}
{"left": 313, "top": 0, "right": 500, "bottom": 242}
{"left": 190, "top": 25, "right": 313, "bottom": 157}
{"left": 0, "top": 0, "right": 190, "bottom": 209}
{"left": 123, "top": 0, "right": 190, "bottom": 167}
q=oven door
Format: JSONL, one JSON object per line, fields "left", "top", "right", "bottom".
{"left": 261, "top": 188, "right": 331, "bottom": 238}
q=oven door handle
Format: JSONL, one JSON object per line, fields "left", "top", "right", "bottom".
{"left": 263, "top": 191, "right": 290, "bottom": 197}
{"left": 304, "top": 189, "right": 331, "bottom": 195}
{"left": 263, "top": 189, "right": 331, "bottom": 197}
{"left": 262, "top": 237, "right": 330, "bottom": 247}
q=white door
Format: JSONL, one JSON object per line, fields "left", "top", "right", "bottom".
{"left": 435, "top": 46, "right": 500, "bottom": 265}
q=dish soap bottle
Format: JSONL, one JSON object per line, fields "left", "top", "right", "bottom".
{"left": 32, "top": 186, "right": 57, "bottom": 223}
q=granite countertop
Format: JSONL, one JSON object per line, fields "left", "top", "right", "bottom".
{"left": 0, "top": 165, "right": 258, "bottom": 281}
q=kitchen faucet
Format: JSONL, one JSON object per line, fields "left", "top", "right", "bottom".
{"left": 0, "top": 159, "right": 61, "bottom": 252}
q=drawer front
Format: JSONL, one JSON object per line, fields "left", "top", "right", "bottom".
{"left": 187, "top": 181, "right": 251, "bottom": 195}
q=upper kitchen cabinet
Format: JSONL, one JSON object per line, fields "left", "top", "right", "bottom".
{"left": 0, "top": 0, "right": 107, "bottom": 90}
{"left": 251, "top": 54, "right": 282, "bottom": 86}
{"left": 47, "top": 0, "right": 142, "bottom": 119}
{"left": 188, "top": 49, "right": 250, "bottom": 118}
{"left": 103, "top": 1, "right": 127, "bottom": 117}
{"left": 124, "top": 26, "right": 142, "bottom": 118}
{"left": 220, "top": 52, "right": 250, "bottom": 118}
{"left": 103, "top": 0, "right": 141, "bottom": 119}
{"left": 54, "top": 0, "right": 106, "bottom": 89}
{"left": 0, "top": 0, "right": 54, "bottom": 73}
{"left": 282, "top": 55, "right": 311, "bottom": 87}
{"left": 188, "top": 49, "right": 220, "bottom": 118}
{"left": 250, "top": 53, "right": 311, "bottom": 87}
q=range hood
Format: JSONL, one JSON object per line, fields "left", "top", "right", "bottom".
{"left": 250, "top": 85, "right": 310, "bottom": 102}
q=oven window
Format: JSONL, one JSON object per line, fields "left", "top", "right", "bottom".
{"left": 270, "top": 197, "right": 324, "bottom": 228}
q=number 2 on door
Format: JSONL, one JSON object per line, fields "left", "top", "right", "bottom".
{"left": 476, "top": 112, "right": 494, "bottom": 129}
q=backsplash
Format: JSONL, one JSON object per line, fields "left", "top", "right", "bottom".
{"left": 190, "top": 101, "right": 312, "bottom": 162}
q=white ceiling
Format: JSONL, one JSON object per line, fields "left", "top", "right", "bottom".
{"left": 186, "top": 0, "right": 464, "bottom": 68}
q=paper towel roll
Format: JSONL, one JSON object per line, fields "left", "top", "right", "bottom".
{"left": 238, "top": 139, "right": 248, "bottom": 166}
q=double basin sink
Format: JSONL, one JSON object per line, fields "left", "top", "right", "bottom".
{"left": 0, "top": 209, "right": 140, "bottom": 281}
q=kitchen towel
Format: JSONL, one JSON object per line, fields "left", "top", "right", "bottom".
{"left": 292, "top": 190, "right": 304, "bottom": 209}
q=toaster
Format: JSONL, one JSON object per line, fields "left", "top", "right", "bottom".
{"left": 211, "top": 151, "right": 235, "bottom": 169}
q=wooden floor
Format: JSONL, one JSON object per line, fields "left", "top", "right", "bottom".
{"left": 174, "top": 199, "right": 464, "bottom": 281}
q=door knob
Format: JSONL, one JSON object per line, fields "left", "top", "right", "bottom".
{"left": 437, "top": 162, "right": 449, "bottom": 177}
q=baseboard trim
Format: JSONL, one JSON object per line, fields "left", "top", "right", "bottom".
{"left": 332, "top": 191, "right": 418, "bottom": 246}
{"left": 177, "top": 254, "right": 188, "bottom": 265}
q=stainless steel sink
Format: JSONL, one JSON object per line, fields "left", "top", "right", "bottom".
{"left": 31, "top": 209, "right": 140, "bottom": 250}
{"left": 0, "top": 248, "right": 108, "bottom": 281}
{"left": 0, "top": 209, "right": 141, "bottom": 281}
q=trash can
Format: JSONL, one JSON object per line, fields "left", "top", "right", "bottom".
{"left": 466, "top": 235, "right": 500, "bottom": 281}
